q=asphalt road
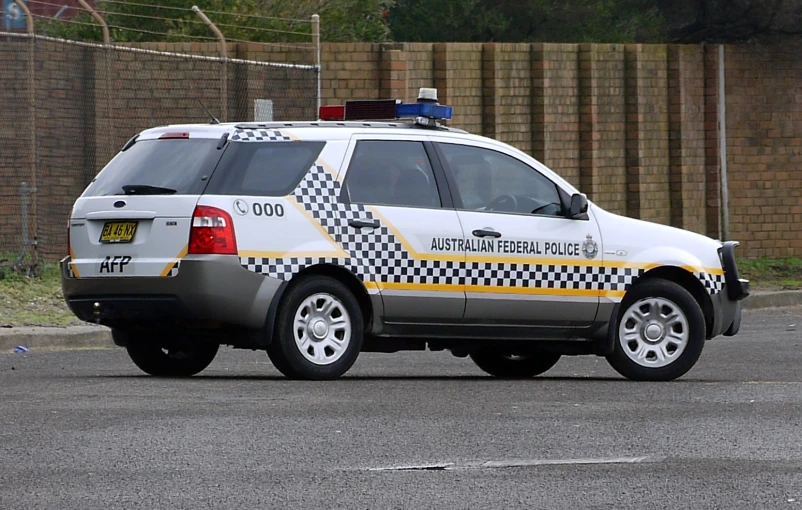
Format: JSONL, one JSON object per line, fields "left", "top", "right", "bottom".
{"left": 1, "top": 306, "right": 802, "bottom": 509}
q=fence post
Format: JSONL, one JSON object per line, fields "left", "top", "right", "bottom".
{"left": 77, "top": 0, "right": 114, "bottom": 199}
{"left": 193, "top": 6, "right": 228, "bottom": 122}
{"left": 77, "top": 0, "right": 110, "bottom": 45}
{"left": 14, "top": 0, "right": 38, "bottom": 269}
{"left": 312, "top": 14, "right": 321, "bottom": 112}
{"left": 13, "top": 0, "right": 32, "bottom": 33}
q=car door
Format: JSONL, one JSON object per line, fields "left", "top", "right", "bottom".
{"left": 432, "top": 139, "right": 602, "bottom": 331}
{"left": 337, "top": 135, "right": 466, "bottom": 323}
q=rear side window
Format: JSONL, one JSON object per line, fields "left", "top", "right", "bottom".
{"left": 83, "top": 139, "right": 222, "bottom": 196}
{"left": 205, "top": 141, "right": 325, "bottom": 197}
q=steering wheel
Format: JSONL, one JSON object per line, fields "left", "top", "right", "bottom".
{"left": 485, "top": 194, "right": 518, "bottom": 212}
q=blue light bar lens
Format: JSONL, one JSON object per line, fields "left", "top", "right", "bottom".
{"left": 396, "top": 102, "right": 452, "bottom": 121}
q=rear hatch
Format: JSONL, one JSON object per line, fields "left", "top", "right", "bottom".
{"left": 68, "top": 130, "right": 227, "bottom": 278}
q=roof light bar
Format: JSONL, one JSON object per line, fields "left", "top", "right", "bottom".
{"left": 318, "top": 105, "right": 345, "bottom": 121}
{"left": 317, "top": 88, "right": 452, "bottom": 126}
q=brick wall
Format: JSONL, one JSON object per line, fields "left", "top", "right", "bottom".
{"left": 625, "top": 44, "right": 670, "bottom": 224}
{"left": 0, "top": 38, "right": 317, "bottom": 261}
{"left": 0, "top": 39, "right": 33, "bottom": 259}
{"left": 308, "top": 41, "right": 802, "bottom": 257}
{"left": 725, "top": 43, "right": 802, "bottom": 258}
{"left": 2, "top": 38, "right": 801, "bottom": 260}
{"left": 668, "top": 45, "right": 706, "bottom": 234}
{"left": 579, "top": 44, "right": 627, "bottom": 215}
{"left": 532, "top": 43, "right": 581, "bottom": 188}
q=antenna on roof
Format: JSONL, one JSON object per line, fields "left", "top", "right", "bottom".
{"left": 198, "top": 100, "right": 220, "bottom": 125}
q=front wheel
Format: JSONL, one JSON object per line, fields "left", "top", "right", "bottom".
{"left": 606, "top": 279, "right": 706, "bottom": 381}
{"left": 470, "top": 348, "right": 561, "bottom": 378}
{"left": 116, "top": 330, "right": 219, "bottom": 377}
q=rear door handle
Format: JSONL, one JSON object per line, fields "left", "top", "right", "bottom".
{"left": 349, "top": 219, "right": 380, "bottom": 229}
{"left": 472, "top": 228, "right": 502, "bottom": 238}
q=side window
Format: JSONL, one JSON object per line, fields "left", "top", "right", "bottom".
{"left": 439, "top": 143, "right": 563, "bottom": 217}
{"left": 343, "top": 141, "right": 441, "bottom": 208}
{"left": 205, "top": 141, "right": 324, "bottom": 197}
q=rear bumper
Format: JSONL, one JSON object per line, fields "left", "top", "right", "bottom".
{"left": 60, "top": 255, "right": 283, "bottom": 332}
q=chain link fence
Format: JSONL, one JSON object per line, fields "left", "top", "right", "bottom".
{"left": 0, "top": 32, "right": 318, "bottom": 274}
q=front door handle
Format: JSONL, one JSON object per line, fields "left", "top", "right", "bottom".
{"left": 472, "top": 228, "right": 502, "bottom": 238}
{"left": 349, "top": 218, "right": 380, "bottom": 229}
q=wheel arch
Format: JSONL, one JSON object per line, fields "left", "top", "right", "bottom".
{"left": 283, "top": 263, "right": 375, "bottom": 330}
{"left": 632, "top": 265, "right": 715, "bottom": 339}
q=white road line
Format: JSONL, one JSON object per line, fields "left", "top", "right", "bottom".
{"left": 368, "top": 456, "right": 655, "bottom": 472}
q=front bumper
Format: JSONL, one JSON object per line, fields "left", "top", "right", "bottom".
{"left": 60, "top": 255, "right": 283, "bottom": 332}
{"left": 711, "top": 241, "right": 750, "bottom": 338}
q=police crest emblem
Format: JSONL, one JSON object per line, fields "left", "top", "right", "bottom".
{"left": 582, "top": 233, "right": 598, "bottom": 259}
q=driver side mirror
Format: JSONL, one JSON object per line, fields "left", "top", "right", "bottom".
{"left": 569, "top": 193, "right": 589, "bottom": 220}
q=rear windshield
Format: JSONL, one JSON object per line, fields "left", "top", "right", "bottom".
{"left": 204, "top": 141, "right": 325, "bottom": 197}
{"left": 83, "top": 139, "right": 222, "bottom": 197}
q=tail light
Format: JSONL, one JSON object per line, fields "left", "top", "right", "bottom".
{"left": 188, "top": 205, "right": 238, "bottom": 255}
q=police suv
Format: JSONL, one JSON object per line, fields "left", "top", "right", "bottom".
{"left": 60, "top": 88, "right": 750, "bottom": 381}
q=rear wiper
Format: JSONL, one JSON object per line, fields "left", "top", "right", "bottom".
{"left": 121, "top": 184, "right": 177, "bottom": 195}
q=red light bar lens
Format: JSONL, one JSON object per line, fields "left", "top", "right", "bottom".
{"left": 319, "top": 105, "right": 345, "bottom": 121}
{"left": 159, "top": 132, "right": 190, "bottom": 139}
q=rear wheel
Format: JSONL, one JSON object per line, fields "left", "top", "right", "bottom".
{"left": 470, "top": 347, "right": 561, "bottom": 378}
{"left": 606, "top": 279, "right": 705, "bottom": 381}
{"left": 116, "top": 330, "right": 219, "bottom": 377}
{"left": 267, "top": 276, "right": 363, "bottom": 380}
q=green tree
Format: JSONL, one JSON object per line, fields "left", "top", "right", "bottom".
{"left": 41, "top": 0, "right": 393, "bottom": 43}
{"left": 388, "top": 0, "right": 667, "bottom": 43}
{"left": 660, "top": 0, "right": 802, "bottom": 42}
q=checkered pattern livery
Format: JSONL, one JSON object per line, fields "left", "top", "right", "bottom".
{"left": 697, "top": 271, "right": 725, "bottom": 295}
{"left": 465, "top": 263, "right": 644, "bottom": 293}
{"left": 167, "top": 262, "right": 180, "bottom": 278}
{"left": 243, "top": 164, "right": 461, "bottom": 285}
{"left": 230, "top": 129, "right": 293, "bottom": 142}
{"left": 239, "top": 162, "right": 725, "bottom": 297}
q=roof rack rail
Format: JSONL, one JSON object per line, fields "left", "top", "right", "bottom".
{"left": 232, "top": 121, "right": 467, "bottom": 133}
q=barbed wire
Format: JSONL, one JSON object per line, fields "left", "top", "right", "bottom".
{"left": 100, "top": 0, "right": 314, "bottom": 24}
{"left": 26, "top": 0, "right": 313, "bottom": 40}
{"left": 30, "top": 13, "right": 221, "bottom": 41}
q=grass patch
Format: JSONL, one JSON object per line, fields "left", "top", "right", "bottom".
{"left": 0, "top": 262, "right": 82, "bottom": 327}
{"left": 737, "top": 257, "right": 802, "bottom": 290}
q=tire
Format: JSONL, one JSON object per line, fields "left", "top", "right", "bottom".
{"left": 117, "top": 330, "right": 219, "bottom": 377}
{"left": 605, "top": 279, "right": 706, "bottom": 382}
{"left": 267, "top": 276, "right": 364, "bottom": 380}
{"left": 470, "top": 347, "right": 561, "bottom": 378}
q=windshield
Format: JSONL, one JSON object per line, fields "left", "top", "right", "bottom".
{"left": 82, "top": 138, "right": 222, "bottom": 197}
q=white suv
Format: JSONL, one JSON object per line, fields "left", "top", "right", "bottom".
{"left": 61, "top": 89, "right": 749, "bottom": 381}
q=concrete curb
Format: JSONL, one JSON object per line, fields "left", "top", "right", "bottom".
{"left": 1, "top": 291, "right": 801, "bottom": 352}
{"left": 742, "top": 290, "right": 802, "bottom": 311}
{"left": 0, "top": 325, "right": 111, "bottom": 352}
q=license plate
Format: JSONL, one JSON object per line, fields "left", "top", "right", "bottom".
{"left": 99, "top": 221, "right": 138, "bottom": 244}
